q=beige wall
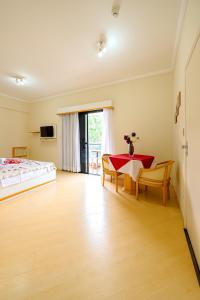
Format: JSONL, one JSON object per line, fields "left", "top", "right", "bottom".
{"left": 29, "top": 72, "right": 173, "bottom": 167}
{"left": 0, "top": 94, "right": 30, "bottom": 157}
{"left": 0, "top": 0, "right": 199, "bottom": 228}
{"left": 173, "top": 0, "right": 200, "bottom": 214}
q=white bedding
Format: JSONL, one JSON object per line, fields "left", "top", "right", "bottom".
{"left": 0, "top": 159, "right": 56, "bottom": 188}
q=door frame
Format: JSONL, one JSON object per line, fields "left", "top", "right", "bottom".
{"left": 184, "top": 30, "right": 200, "bottom": 227}
{"left": 79, "top": 111, "right": 89, "bottom": 174}
{"left": 183, "top": 31, "right": 200, "bottom": 279}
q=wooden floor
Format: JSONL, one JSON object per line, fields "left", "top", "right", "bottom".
{"left": 0, "top": 172, "right": 199, "bottom": 300}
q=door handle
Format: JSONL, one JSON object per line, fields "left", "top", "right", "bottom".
{"left": 182, "top": 142, "right": 188, "bottom": 156}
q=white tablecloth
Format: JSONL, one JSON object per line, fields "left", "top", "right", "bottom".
{"left": 108, "top": 158, "right": 143, "bottom": 181}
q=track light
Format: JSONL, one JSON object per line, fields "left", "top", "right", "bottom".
{"left": 112, "top": 6, "right": 120, "bottom": 17}
{"left": 15, "top": 77, "right": 25, "bottom": 86}
{"left": 97, "top": 40, "right": 107, "bottom": 58}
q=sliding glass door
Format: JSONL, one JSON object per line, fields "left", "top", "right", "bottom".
{"left": 79, "top": 110, "right": 103, "bottom": 175}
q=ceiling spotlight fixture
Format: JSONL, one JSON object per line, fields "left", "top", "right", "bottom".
{"left": 112, "top": 5, "right": 120, "bottom": 17}
{"left": 15, "top": 77, "right": 25, "bottom": 86}
{"left": 97, "top": 40, "right": 107, "bottom": 58}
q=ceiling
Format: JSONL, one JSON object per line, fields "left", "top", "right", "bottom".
{"left": 0, "top": 0, "right": 184, "bottom": 102}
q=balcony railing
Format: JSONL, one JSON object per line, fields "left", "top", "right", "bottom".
{"left": 89, "top": 143, "right": 101, "bottom": 175}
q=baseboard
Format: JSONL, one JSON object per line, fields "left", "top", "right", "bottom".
{"left": 184, "top": 229, "right": 200, "bottom": 286}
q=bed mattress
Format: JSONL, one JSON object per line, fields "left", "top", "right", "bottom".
{"left": 0, "top": 158, "right": 56, "bottom": 188}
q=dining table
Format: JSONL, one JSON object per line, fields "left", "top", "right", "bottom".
{"left": 108, "top": 153, "right": 155, "bottom": 194}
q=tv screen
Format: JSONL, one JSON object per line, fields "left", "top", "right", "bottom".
{"left": 40, "top": 126, "right": 54, "bottom": 137}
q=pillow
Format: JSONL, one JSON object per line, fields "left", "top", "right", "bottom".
{"left": 3, "top": 158, "right": 22, "bottom": 164}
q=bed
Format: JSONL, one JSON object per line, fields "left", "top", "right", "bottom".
{"left": 0, "top": 158, "right": 56, "bottom": 201}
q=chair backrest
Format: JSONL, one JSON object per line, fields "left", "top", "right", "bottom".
{"left": 102, "top": 154, "right": 111, "bottom": 172}
{"left": 139, "top": 160, "right": 174, "bottom": 182}
{"left": 156, "top": 160, "right": 174, "bottom": 180}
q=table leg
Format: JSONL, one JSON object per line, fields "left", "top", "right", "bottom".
{"left": 123, "top": 174, "right": 136, "bottom": 194}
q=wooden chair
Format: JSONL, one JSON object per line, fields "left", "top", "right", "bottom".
{"left": 102, "top": 154, "right": 123, "bottom": 192}
{"left": 136, "top": 160, "right": 174, "bottom": 206}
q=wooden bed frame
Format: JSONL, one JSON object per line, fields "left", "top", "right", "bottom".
{"left": 0, "top": 170, "right": 56, "bottom": 201}
{"left": 12, "top": 146, "right": 28, "bottom": 158}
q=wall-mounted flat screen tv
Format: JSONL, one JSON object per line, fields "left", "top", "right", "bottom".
{"left": 40, "top": 125, "right": 54, "bottom": 138}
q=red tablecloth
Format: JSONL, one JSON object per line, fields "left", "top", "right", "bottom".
{"left": 109, "top": 154, "right": 155, "bottom": 171}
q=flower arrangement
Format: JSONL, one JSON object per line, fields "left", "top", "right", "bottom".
{"left": 124, "top": 132, "right": 140, "bottom": 155}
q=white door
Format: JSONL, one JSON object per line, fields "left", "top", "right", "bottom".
{"left": 185, "top": 34, "right": 200, "bottom": 267}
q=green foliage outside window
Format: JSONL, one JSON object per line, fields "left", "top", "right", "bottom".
{"left": 88, "top": 112, "right": 103, "bottom": 144}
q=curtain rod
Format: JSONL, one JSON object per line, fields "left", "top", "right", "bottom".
{"left": 57, "top": 105, "right": 113, "bottom": 115}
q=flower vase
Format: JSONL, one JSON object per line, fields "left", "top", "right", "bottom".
{"left": 128, "top": 143, "right": 134, "bottom": 156}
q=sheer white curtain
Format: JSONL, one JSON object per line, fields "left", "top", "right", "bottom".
{"left": 61, "top": 113, "right": 81, "bottom": 172}
{"left": 102, "top": 108, "right": 114, "bottom": 154}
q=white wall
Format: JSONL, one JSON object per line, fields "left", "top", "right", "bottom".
{"left": 173, "top": 0, "right": 200, "bottom": 214}
{"left": 29, "top": 72, "right": 173, "bottom": 167}
{"left": 0, "top": 94, "right": 30, "bottom": 157}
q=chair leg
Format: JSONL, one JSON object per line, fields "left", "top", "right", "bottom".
{"left": 162, "top": 185, "right": 167, "bottom": 206}
{"left": 136, "top": 181, "right": 139, "bottom": 200}
{"left": 110, "top": 175, "right": 112, "bottom": 183}
{"left": 115, "top": 174, "right": 118, "bottom": 192}
{"left": 167, "top": 182, "right": 170, "bottom": 200}
{"left": 102, "top": 173, "right": 105, "bottom": 186}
